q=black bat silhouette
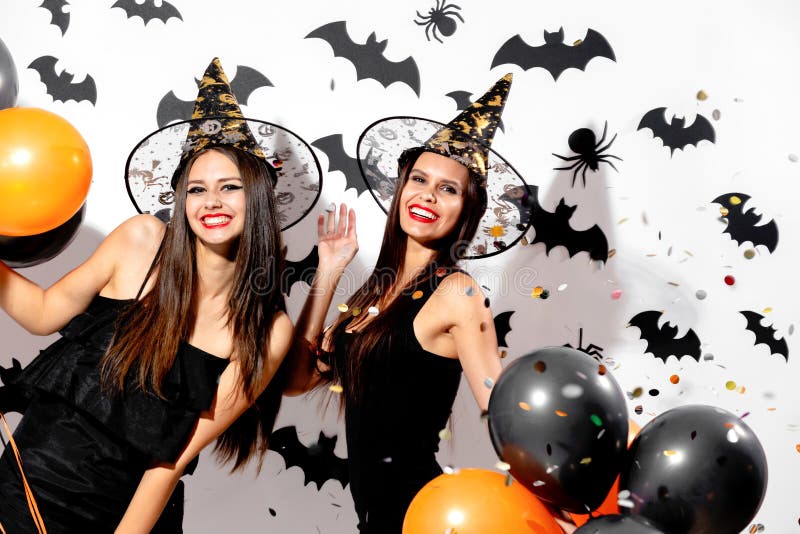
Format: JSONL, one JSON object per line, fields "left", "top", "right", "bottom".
{"left": 269, "top": 426, "right": 349, "bottom": 489}
{"left": 312, "top": 134, "right": 366, "bottom": 195}
{"left": 740, "top": 311, "right": 788, "bottom": 361}
{"left": 306, "top": 21, "right": 421, "bottom": 96}
{"left": 638, "top": 107, "right": 715, "bottom": 155}
{"left": 38, "top": 0, "right": 70, "bottom": 35}
{"left": 628, "top": 311, "right": 702, "bottom": 363}
{"left": 111, "top": 0, "right": 182, "bottom": 24}
{"left": 156, "top": 65, "right": 273, "bottom": 127}
{"left": 445, "top": 90, "right": 505, "bottom": 132}
{"left": 281, "top": 246, "right": 318, "bottom": 296}
{"left": 493, "top": 311, "right": 514, "bottom": 348}
{"left": 491, "top": 27, "right": 615, "bottom": 80}
{"left": 0, "top": 358, "right": 29, "bottom": 415}
{"left": 28, "top": 55, "right": 97, "bottom": 105}
{"left": 711, "top": 193, "right": 778, "bottom": 253}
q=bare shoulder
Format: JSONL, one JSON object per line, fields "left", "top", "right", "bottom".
{"left": 434, "top": 270, "right": 492, "bottom": 320}
{"left": 112, "top": 214, "right": 166, "bottom": 249}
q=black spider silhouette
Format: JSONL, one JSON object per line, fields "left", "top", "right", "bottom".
{"left": 564, "top": 328, "right": 604, "bottom": 361}
{"left": 414, "top": 1, "right": 464, "bottom": 43}
{"left": 552, "top": 121, "right": 622, "bottom": 187}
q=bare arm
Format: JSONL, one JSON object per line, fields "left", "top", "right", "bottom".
{"left": 114, "top": 312, "right": 294, "bottom": 533}
{"left": 284, "top": 204, "right": 357, "bottom": 395}
{"left": 0, "top": 214, "right": 164, "bottom": 335}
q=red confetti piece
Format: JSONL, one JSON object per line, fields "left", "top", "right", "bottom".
{"left": 724, "top": 275, "right": 735, "bottom": 286}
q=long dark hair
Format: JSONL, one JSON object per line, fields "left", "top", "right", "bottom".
{"left": 325, "top": 148, "right": 487, "bottom": 405}
{"left": 101, "top": 145, "right": 287, "bottom": 471}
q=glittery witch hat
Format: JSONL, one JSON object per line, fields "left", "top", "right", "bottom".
{"left": 356, "top": 73, "right": 531, "bottom": 259}
{"left": 125, "top": 58, "right": 321, "bottom": 230}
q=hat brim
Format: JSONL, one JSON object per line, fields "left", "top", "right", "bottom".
{"left": 356, "top": 116, "right": 532, "bottom": 260}
{"left": 125, "top": 117, "right": 322, "bottom": 232}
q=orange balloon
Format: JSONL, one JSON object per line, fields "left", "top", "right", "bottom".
{"left": 0, "top": 107, "right": 92, "bottom": 236}
{"left": 403, "top": 468, "right": 562, "bottom": 534}
{"left": 570, "top": 419, "right": 642, "bottom": 527}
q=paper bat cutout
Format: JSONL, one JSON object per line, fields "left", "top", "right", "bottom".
{"left": 0, "top": 358, "right": 28, "bottom": 415}
{"left": 739, "top": 311, "right": 788, "bottom": 361}
{"left": 269, "top": 426, "right": 349, "bottom": 489}
{"left": 111, "top": 0, "right": 182, "bottom": 24}
{"left": 637, "top": 107, "right": 715, "bottom": 155}
{"left": 306, "top": 21, "right": 421, "bottom": 96}
{"left": 156, "top": 65, "right": 273, "bottom": 127}
{"left": 38, "top": 0, "right": 70, "bottom": 35}
{"left": 491, "top": 27, "right": 615, "bottom": 80}
{"left": 493, "top": 311, "right": 514, "bottom": 348}
{"left": 628, "top": 311, "right": 701, "bottom": 363}
{"left": 312, "top": 134, "right": 366, "bottom": 195}
{"left": 281, "top": 246, "right": 318, "bottom": 296}
{"left": 28, "top": 55, "right": 97, "bottom": 105}
{"left": 445, "top": 90, "right": 504, "bottom": 132}
{"left": 711, "top": 193, "right": 778, "bottom": 253}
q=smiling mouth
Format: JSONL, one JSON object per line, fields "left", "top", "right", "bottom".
{"left": 201, "top": 215, "right": 231, "bottom": 228}
{"left": 408, "top": 206, "right": 439, "bottom": 223}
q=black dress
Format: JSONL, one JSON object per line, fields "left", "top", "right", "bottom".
{"left": 337, "top": 270, "right": 464, "bottom": 534}
{"left": 0, "top": 295, "right": 229, "bottom": 533}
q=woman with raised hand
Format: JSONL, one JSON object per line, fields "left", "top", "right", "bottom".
{"left": 0, "top": 58, "right": 321, "bottom": 533}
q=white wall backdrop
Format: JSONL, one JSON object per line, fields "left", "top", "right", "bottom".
{"left": 1, "top": 1, "right": 799, "bottom": 532}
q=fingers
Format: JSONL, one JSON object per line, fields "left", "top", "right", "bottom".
{"left": 346, "top": 207, "right": 357, "bottom": 239}
{"left": 317, "top": 213, "right": 326, "bottom": 238}
{"left": 326, "top": 205, "right": 336, "bottom": 236}
{"left": 336, "top": 203, "right": 348, "bottom": 235}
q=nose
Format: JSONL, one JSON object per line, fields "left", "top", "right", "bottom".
{"left": 420, "top": 183, "right": 437, "bottom": 202}
{"left": 204, "top": 191, "right": 222, "bottom": 209}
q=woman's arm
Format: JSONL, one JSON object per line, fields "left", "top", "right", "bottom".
{"left": 284, "top": 204, "right": 357, "bottom": 395}
{"left": 114, "top": 311, "right": 294, "bottom": 533}
{"left": 0, "top": 214, "right": 163, "bottom": 335}
{"left": 439, "top": 272, "right": 503, "bottom": 411}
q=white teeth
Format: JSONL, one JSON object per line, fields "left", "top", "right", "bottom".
{"left": 410, "top": 207, "right": 437, "bottom": 220}
{"left": 203, "top": 215, "right": 230, "bottom": 225}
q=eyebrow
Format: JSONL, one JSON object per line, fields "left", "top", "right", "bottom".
{"left": 410, "top": 168, "right": 464, "bottom": 188}
{"left": 186, "top": 176, "right": 243, "bottom": 185}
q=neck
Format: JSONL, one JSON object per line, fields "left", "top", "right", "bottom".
{"left": 194, "top": 241, "right": 237, "bottom": 299}
{"left": 399, "top": 238, "right": 437, "bottom": 287}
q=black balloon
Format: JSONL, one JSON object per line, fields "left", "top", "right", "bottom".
{"left": 575, "top": 514, "right": 667, "bottom": 534}
{"left": 0, "top": 36, "right": 18, "bottom": 109}
{"left": 487, "top": 346, "right": 629, "bottom": 513}
{"left": 0, "top": 204, "right": 85, "bottom": 267}
{"left": 619, "top": 404, "right": 767, "bottom": 534}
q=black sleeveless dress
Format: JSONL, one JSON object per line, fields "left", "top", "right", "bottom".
{"left": 337, "top": 270, "right": 464, "bottom": 534}
{"left": 0, "top": 295, "right": 229, "bottom": 533}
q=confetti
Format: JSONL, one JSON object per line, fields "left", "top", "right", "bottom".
{"left": 367, "top": 306, "right": 379, "bottom": 316}
{"left": 618, "top": 498, "right": 634, "bottom": 509}
{"left": 325, "top": 202, "right": 336, "bottom": 212}
{"left": 555, "top": 410, "right": 568, "bottom": 417}
{"left": 703, "top": 353, "right": 714, "bottom": 361}
{"left": 631, "top": 387, "right": 643, "bottom": 398}
{"left": 663, "top": 449, "right": 678, "bottom": 456}
{"left": 519, "top": 401, "right": 531, "bottom": 411}
{"left": 763, "top": 307, "right": 773, "bottom": 314}
{"left": 557, "top": 283, "right": 568, "bottom": 292}
{"left": 562, "top": 384, "right": 583, "bottom": 398}
{"left": 531, "top": 286, "right": 544, "bottom": 298}
{"left": 712, "top": 109, "right": 721, "bottom": 120}
{"left": 495, "top": 461, "right": 511, "bottom": 471}
{"left": 670, "top": 374, "right": 680, "bottom": 384}
{"left": 412, "top": 290, "right": 423, "bottom": 300}
{"left": 484, "top": 297, "right": 490, "bottom": 308}
{"left": 790, "top": 153, "right": 799, "bottom": 163}
{"left": 521, "top": 236, "right": 529, "bottom": 246}
{"left": 499, "top": 350, "right": 507, "bottom": 359}
{"left": 598, "top": 365, "right": 607, "bottom": 376}
{"left": 691, "top": 431, "right": 697, "bottom": 440}
{"left": 579, "top": 457, "right": 592, "bottom": 465}
{"left": 696, "top": 89, "right": 708, "bottom": 101}
{"left": 748, "top": 524, "right": 765, "bottom": 534}
{"left": 489, "top": 225, "right": 505, "bottom": 237}
{"left": 483, "top": 377, "right": 495, "bottom": 389}
{"left": 634, "top": 405, "right": 643, "bottom": 414}
{"left": 724, "top": 275, "right": 735, "bottom": 286}
{"left": 744, "top": 249, "right": 756, "bottom": 259}
{"left": 534, "top": 361, "right": 546, "bottom": 373}
{"left": 329, "top": 384, "right": 343, "bottom": 393}
{"left": 617, "top": 217, "right": 629, "bottom": 225}
{"left": 532, "top": 480, "right": 546, "bottom": 487}
{"left": 611, "top": 289, "right": 623, "bottom": 300}
{"left": 608, "top": 249, "right": 616, "bottom": 258}
{"left": 351, "top": 306, "right": 362, "bottom": 316}
{"left": 726, "top": 380, "right": 737, "bottom": 390}
{"left": 590, "top": 414, "right": 603, "bottom": 427}
{"left": 695, "top": 290, "right": 707, "bottom": 300}
{"left": 649, "top": 389, "right": 660, "bottom": 397}
{"left": 337, "top": 303, "right": 349, "bottom": 312}
{"left": 540, "top": 289, "right": 550, "bottom": 300}
{"left": 719, "top": 207, "right": 730, "bottom": 217}
{"left": 727, "top": 428, "right": 739, "bottom": 443}
{"left": 438, "top": 428, "right": 452, "bottom": 441}
{"left": 465, "top": 286, "right": 474, "bottom": 297}
{"left": 505, "top": 473, "right": 514, "bottom": 487}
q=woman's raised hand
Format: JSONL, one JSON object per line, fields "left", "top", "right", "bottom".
{"left": 317, "top": 203, "right": 358, "bottom": 276}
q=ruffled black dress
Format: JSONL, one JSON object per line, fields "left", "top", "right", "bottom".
{"left": 0, "top": 295, "right": 228, "bottom": 533}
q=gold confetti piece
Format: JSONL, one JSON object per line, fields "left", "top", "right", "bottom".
{"left": 719, "top": 207, "right": 729, "bottom": 217}
{"left": 697, "top": 90, "right": 708, "bottom": 101}
{"left": 608, "top": 249, "right": 616, "bottom": 258}
{"left": 351, "top": 306, "right": 362, "bottom": 316}
{"left": 495, "top": 461, "right": 511, "bottom": 471}
{"left": 337, "top": 303, "right": 349, "bottom": 312}
{"left": 618, "top": 217, "right": 629, "bottom": 225}
{"left": 438, "top": 428, "right": 452, "bottom": 441}
{"left": 663, "top": 449, "right": 678, "bottom": 456}
{"left": 631, "top": 387, "right": 644, "bottom": 398}
{"left": 763, "top": 307, "right": 773, "bottom": 313}
{"left": 489, "top": 225, "right": 505, "bottom": 237}
{"left": 573, "top": 39, "right": 583, "bottom": 45}
{"left": 412, "top": 290, "right": 423, "bottom": 300}
{"left": 519, "top": 401, "right": 531, "bottom": 411}
{"left": 646, "top": 253, "right": 657, "bottom": 257}
{"left": 555, "top": 410, "right": 568, "bottom": 417}
{"left": 579, "top": 457, "right": 592, "bottom": 465}
{"left": 670, "top": 374, "right": 680, "bottom": 384}
{"left": 744, "top": 249, "right": 756, "bottom": 259}
{"left": 725, "top": 380, "right": 736, "bottom": 390}
{"left": 748, "top": 524, "right": 764, "bottom": 534}
{"left": 768, "top": 407, "right": 777, "bottom": 411}
{"left": 684, "top": 250, "right": 694, "bottom": 257}
{"left": 499, "top": 350, "right": 507, "bottom": 359}
{"left": 531, "top": 286, "right": 544, "bottom": 297}
{"left": 730, "top": 195, "right": 742, "bottom": 205}
{"left": 329, "top": 384, "right": 343, "bottom": 393}
{"left": 520, "top": 236, "right": 529, "bottom": 246}
{"left": 534, "top": 361, "right": 546, "bottom": 373}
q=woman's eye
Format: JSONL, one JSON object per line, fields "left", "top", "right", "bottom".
{"left": 441, "top": 185, "right": 457, "bottom": 194}
{"left": 411, "top": 175, "right": 425, "bottom": 183}
{"left": 187, "top": 186, "right": 205, "bottom": 194}
{"left": 221, "top": 184, "right": 243, "bottom": 191}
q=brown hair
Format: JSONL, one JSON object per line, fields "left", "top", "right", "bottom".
{"left": 325, "top": 149, "right": 487, "bottom": 405}
{"left": 101, "top": 145, "right": 286, "bottom": 471}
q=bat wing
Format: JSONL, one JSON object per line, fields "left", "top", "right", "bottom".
{"left": 567, "top": 223, "right": 609, "bottom": 262}
{"left": 229, "top": 65, "right": 273, "bottom": 105}
{"left": 445, "top": 90, "right": 473, "bottom": 109}
{"left": 39, "top": 0, "right": 70, "bottom": 35}
{"left": 156, "top": 90, "right": 194, "bottom": 127}
{"left": 493, "top": 311, "right": 514, "bottom": 348}
{"left": 740, "top": 311, "right": 789, "bottom": 361}
{"left": 28, "top": 55, "right": 97, "bottom": 104}
{"left": 270, "top": 425, "right": 309, "bottom": 473}
{"left": 491, "top": 35, "right": 547, "bottom": 71}
{"left": 629, "top": 311, "right": 688, "bottom": 362}
{"left": 672, "top": 328, "right": 702, "bottom": 362}
{"left": 282, "top": 246, "right": 318, "bottom": 296}
{"left": 111, "top": 0, "right": 182, "bottom": 23}
{"left": 567, "top": 29, "right": 616, "bottom": 68}
{"left": 721, "top": 204, "right": 779, "bottom": 252}
{"left": 682, "top": 113, "right": 716, "bottom": 147}
{"left": 0, "top": 358, "right": 29, "bottom": 414}
{"left": 311, "top": 135, "right": 365, "bottom": 194}
{"left": 637, "top": 107, "right": 669, "bottom": 138}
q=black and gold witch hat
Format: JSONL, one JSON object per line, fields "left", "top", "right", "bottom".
{"left": 357, "top": 73, "right": 531, "bottom": 259}
{"left": 125, "top": 58, "right": 321, "bottom": 231}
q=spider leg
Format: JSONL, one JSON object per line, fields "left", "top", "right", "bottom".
{"left": 571, "top": 162, "right": 586, "bottom": 186}
{"left": 451, "top": 11, "right": 465, "bottom": 22}
{"left": 442, "top": 1, "right": 461, "bottom": 9}
{"left": 581, "top": 163, "right": 590, "bottom": 186}
{"left": 437, "top": 0, "right": 444, "bottom": 10}
{"left": 596, "top": 133, "right": 618, "bottom": 154}
{"left": 414, "top": 12, "right": 431, "bottom": 25}
{"left": 597, "top": 157, "right": 620, "bottom": 173}
{"left": 425, "top": 23, "right": 433, "bottom": 41}
{"left": 433, "top": 25, "right": 443, "bottom": 43}
{"left": 554, "top": 161, "right": 581, "bottom": 171}
{"left": 552, "top": 152, "right": 581, "bottom": 162}
{"left": 595, "top": 121, "right": 608, "bottom": 148}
